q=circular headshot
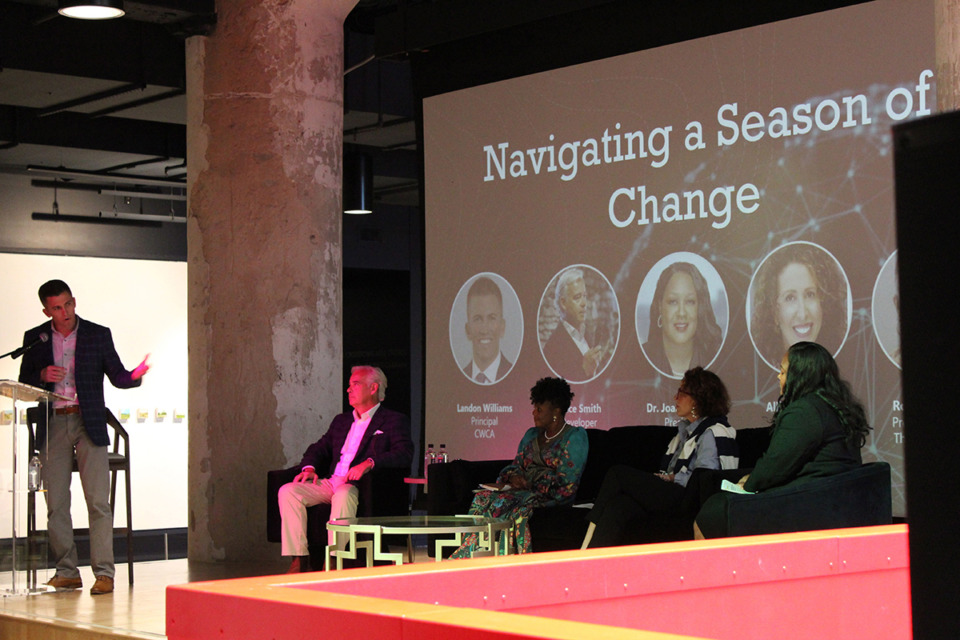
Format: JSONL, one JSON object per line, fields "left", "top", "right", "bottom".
{"left": 871, "top": 251, "right": 901, "bottom": 369}
{"left": 537, "top": 264, "right": 620, "bottom": 384}
{"left": 747, "top": 241, "right": 852, "bottom": 370}
{"left": 449, "top": 273, "right": 523, "bottom": 385}
{"left": 635, "top": 253, "right": 729, "bottom": 380}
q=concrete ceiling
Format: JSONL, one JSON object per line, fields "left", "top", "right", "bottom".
{"left": 1, "top": 0, "right": 864, "bottom": 213}
{"left": 0, "top": 0, "right": 421, "bottom": 208}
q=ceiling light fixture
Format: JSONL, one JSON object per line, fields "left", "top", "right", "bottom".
{"left": 343, "top": 150, "right": 373, "bottom": 215}
{"left": 58, "top": 0, "right": 125, "bottom": 20}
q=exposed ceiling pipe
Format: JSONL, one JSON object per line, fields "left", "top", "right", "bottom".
{"left": 37, "top": 82, "right": 147, "bottom": 118}
{"left": 345, "top": 54, "right": 376, "bottom": 76}
{"left": 100, "top": 188, "right": 186, "bottom": 201}
{"left": 26, "top": 165, "right": 186, "bottom": 187}
{"left": 31, "top": 212, "right": 168, "bottom": 227}
{"left": 101, "top": 156, "right": 170, "bottom": 172}
{"left": 165, "top": 160, "right": 187, "bottom": 175}
{"left": 344, "top": 116, "right": 414, "bottom": 139}
{"left": 381, "top": 140, "right": 417, "bottom": 151}
{"left": 374, "top": 181, "right": 419, "bottom": 196}
{"left": 87, "top": 88, "right": 186, "bottom": 118}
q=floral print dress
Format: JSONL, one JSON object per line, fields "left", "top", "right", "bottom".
{"left": 450, "top": 424, "right": 589, "bottom": 557}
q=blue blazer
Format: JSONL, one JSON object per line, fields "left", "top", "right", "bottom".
{"left": 299, "top": 406, "right": 413, "bottom": 480}
{"left": 18, "top": 316, "right": 141, "bottom": 447}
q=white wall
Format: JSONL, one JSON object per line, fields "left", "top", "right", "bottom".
{"left": 0, "top": 253, "right": 188, "bottom": 534}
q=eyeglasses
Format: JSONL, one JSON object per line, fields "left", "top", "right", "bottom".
{"left": 675, "top": 388, "right": 691, "bottom": 398}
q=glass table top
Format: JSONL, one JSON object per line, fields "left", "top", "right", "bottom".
{"left": 328, "top": 515, "right": 508, "bottom": 533}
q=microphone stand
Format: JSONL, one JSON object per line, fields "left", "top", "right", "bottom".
{"left": 1, "top": 340, "right": 41, "bottom": 360}
{"left": 0, "top": 347, "right": 21, "bottom": 360}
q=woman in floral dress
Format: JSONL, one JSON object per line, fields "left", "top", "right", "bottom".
{"left": 451, "top": 377, "right": 589, "bottom": 557}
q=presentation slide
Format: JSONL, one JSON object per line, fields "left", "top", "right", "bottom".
{"left": 423, "top": 0, "right": 932, "bottom": 515}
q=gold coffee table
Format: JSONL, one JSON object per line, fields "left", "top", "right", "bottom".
{"left": 325, "top": 515, "right": 510, "bottom": 570}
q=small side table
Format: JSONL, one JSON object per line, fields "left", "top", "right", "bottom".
{"left": 326, "top": 515, "right": 510, "bottom": 570}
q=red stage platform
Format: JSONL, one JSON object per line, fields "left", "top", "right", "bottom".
{"left": 167, "top": 524, "right": 910, "bottom": 640}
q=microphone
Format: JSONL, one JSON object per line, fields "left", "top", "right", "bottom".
{"left": 10, "top": 333, "right": 49, "bottom": 359}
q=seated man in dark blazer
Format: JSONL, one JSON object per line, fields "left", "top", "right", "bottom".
{"left": 278, "top": 365, "right": 413, "bottom": 572}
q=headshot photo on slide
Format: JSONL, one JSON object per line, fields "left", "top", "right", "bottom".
{"left": 636, "top": 253, "right": 729, "bottom": 380}
{"left": 747, "top": 241, "right": 852, "bottom": 371}
{"left": 450, "top": 272, "right": 523, "bottom": 385}
{"left": 537, "top": 264, "right": 620, "bottom": 384}
{"left": 871, "top": 251, "right": 901, "bottom": 369}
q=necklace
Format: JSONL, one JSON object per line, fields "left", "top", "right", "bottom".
{"left": 544, "top": 421, "right": 567, "bottom": 441}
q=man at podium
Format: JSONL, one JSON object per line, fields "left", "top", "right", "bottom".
{"left": 18, "top": 279, "right": 149, "bottom": 595}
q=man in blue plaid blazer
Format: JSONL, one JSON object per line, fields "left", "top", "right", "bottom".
{"left": 18, "top": 279, "right": 149, "bottom": 595}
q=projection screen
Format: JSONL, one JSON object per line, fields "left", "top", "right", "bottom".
{"left": 423, "top": 0, "right": 933, "bottom": 516}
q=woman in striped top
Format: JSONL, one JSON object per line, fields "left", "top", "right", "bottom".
{"left": 582, "top": 367, "right": 738, "bottom": 549}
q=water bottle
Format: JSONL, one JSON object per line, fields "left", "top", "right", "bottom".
{"left": 437, "top": 444, "right": 448, "bottom": 464}
{"left": 424, "top": 444, "right": 435, "bottom": 477}
{"left": 28, "top": 455, "right": 42, "bottom": 492}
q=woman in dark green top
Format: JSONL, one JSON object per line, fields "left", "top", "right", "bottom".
{"left": 695, "top": 341, "right": 870, "bottom": 538}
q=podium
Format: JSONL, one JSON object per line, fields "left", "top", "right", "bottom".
{"left": 0, "top": 380, "right": 62, "bottom": 595}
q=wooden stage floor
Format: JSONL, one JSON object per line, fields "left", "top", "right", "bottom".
{"left": 0, "top": 558, "right": 283, "bottom": 640}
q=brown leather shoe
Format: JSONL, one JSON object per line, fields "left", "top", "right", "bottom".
{"left": 46, "top": 575, "right": 83, "bottom": 589}
{"left": 90, "top": 575, "right": 114, "bottom": 595}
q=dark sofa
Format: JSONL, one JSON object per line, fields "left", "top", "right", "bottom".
{"left": 427, "top": 424, "right": 773, "bottom": 552}
{"left": 704, "top": 461, "right": 892, "bottom": 537}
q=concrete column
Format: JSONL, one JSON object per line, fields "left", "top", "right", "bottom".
{"left": 185, "top": 0, "right": 357, "bottom": 564}
{"left": 936, "top": 0, "right": 960, "bottom": 110}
